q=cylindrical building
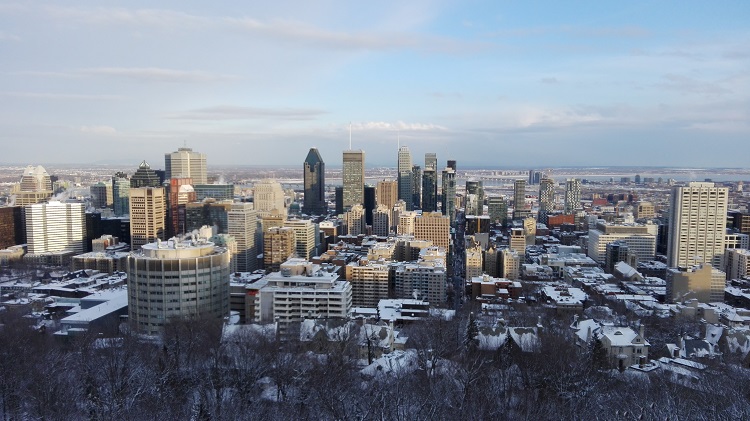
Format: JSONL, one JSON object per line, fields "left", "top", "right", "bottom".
{"left": 127, "top": 236, "right": 230, "bottom": 335}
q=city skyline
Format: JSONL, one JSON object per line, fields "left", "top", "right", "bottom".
{"left": 1, "top": 1, "right": 749, "bottom": 167}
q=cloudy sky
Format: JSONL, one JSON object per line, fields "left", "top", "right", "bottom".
{"left": 1, "top": 1, "right": 748, "bottom": 169}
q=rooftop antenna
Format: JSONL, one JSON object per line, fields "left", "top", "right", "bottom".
{"left": 349, "top": 122, "right": 352, "bottom": 150}
{"left": 397, "top": 129, "right": 400, "bottom": 149}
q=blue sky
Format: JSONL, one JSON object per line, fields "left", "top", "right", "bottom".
{"left": 1, "top": 1, "right": 748, "bottom": 168}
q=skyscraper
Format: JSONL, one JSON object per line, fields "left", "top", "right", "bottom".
{"left": 667, "top": 182, "right": 728, "bottom": 268}
{"left": 376, "top": 180, "right": 398, "bottom": 209}
{"left": 284, "top": 219, "right": 318, "bottom": 261}
{"left": 25, "top": 201, "right": 86, "bottom": 254}
{"left": 411, "top": 164, "right": 422, "bottom": 210}
{"left": 127, "top": 235, "right": 230, "bottom": 335}
{"left": 441, "top": 166, "right": 456, "bottom": 226}
{"left": 465, "top": 180, "right": 484, "bottom": 216}
{"left": 422, "top": 153, "right": 438, "bottom": 212}
{"left": 487, "top": 196, "right": 508, "bottom": 227}
{"left": 130, "top": 161, "right": 162, "bottom": 188}
{"left": 513, "top": 179, "right": 527, "bottom": 219}
{"left": 538, "top": 177, "right": 555, "bottom": 224}
{"left": 166, "top": 177, "right": 195, "bottom": 237}
{"left": 253, "top": 179, "right": 287, "bottom": 217}
{"left": 364, "top": 185, "right": 376, "bottom": 226}
{"left": 227, "top": 202, "right": 258, "bottom": 272}
{"left": 264, "top": 226, "right": 296, "bottom": 272}
{"left": 397, "top": 146, "right": 413, "bottom": 209}
{"left": 422, "top": 168, "right": 438, "bottom": 212}
{"left": 343, "top": 204, "right": 367, "bottom": 236}
{"left": 425, "top": 153, "right": 437, "bottom": 172}
{"left": 112, "top": 172, "right": 130, "bottom": 217}
{"left": 165, "top": 147, "right": 207, "bottom": 185}
{"left": 90, "top": 182, "right": 113, "bottom": 209}
{"left": 343, "top": 150, "right": 365, "bottom": 209}
{"left": 303, "top": 147, "right": 327, "bottom": 215}
{"left": 129, "top": 187, "right": 166, "bottom": 249}
{"left": 564, "top": 178, "right": 581, "bottom": 214}
{"left": 0, "top": 207, "right": 24, "bottom": 249}
{"left": 14, "top": 165, "right": 53, "bottom": 206}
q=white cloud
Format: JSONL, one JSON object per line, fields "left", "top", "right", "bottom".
{"left": 0, "top": 91, "right": 122, "bottom": 100}
{"left": 657, "top": 73, "right": 730, "bottom": 96}
{"left": 79, "top": 125, "right": 117, "bottom": 135}
{"left": 514, "top": 106, "right": 602, "bottom": 129}
{"left": 168, "top": 105, "right": 327, "bottom": 121}
{"left": 42, "top": 6, "right": 212, "bottom": 29}
{"left": 79, "top": 67, "right": 235, "bottom": 83}
{"left": 0, "top": 31, "right": 20, "bottom": 41}
{"left": 27, "top": 5, "right": 483, "bottom": 54}
{"left": 351, "top": 121, "right": 448, "bottom": 131}
{"left": 540, "top": 77, "right": 560, "bottom": 85}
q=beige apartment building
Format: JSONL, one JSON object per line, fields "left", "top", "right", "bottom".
{"left": 129, "top": 187, "right": 166, "bottom": 250}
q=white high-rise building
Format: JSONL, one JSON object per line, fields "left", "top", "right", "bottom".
{"left": 20, "top": 165, "right": 52, "bottom": 191}
{"left": 127, "top": 235, "right": 230, "bottom": 335}
{"left": 165, "top": 147, "right": 207, "bottom": 184}
{"left": 25, "top": 201, "right": 86, "bottom": 254}
{"left": 227, "top": 203, "right": 258, "bottom": 272}
{"left": 253, "top": 179, "right": 287, "bottom": 218}
{"left": 15, "top": 165, "right": 54, "bottom": 206}
{"left": 538, "top": 177, "right": 555, "bottom": 223}
{"left": 397, "top": 146, "right": 413, "bottom": 207}
{"left": 398, "top": 211, "right": 417, "bottom": 236}
{"left": 667, "top": 182, "right": 728, "bottom": 268}
{"left": 343, "top": 204, "right": 366, "bottom": 236}
{"left": 393, "top": 260, "right": 446, "bottom": 304}
{"left": 346, "top": 258, "right": 391, "bottom": 307}
{"left": 564, "top": 178, "right": 581, "bottom": 214}
{"left": 587, "top": 221, "right": 658, "bottom": 265}
{"left": 372, "top": 205, "right": 391, "bottom": 237}
{"left": 250, "top": 259, "right": 351, "bottom": 333}
{"left": 284, "top": 219, "right": 317, "bottom": 260}
{"left": 725, "top": 248, "right": 750, "bottom": 280}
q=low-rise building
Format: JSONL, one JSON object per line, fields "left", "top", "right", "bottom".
{"left": 250, "top": 258, "right": 351, "bottom": 333}
{"left": 666, "top": 264, "right": 725, "bottom": 303}
{"left": 541, "top": 285, "right": 588, "bottom": 313}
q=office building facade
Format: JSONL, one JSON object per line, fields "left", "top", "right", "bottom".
{"left": 129, "top": 187, "right": 166, "bottom": 250}
{"left": 25, "top": 201, "right": 86, "bottom": 254}
{"left": 343, "top": 150, "right": 365, "bottom": 209}
{"left": 303, "top": 147, "right": 327, "bottom": 215}
{"left": 165, "top": 147, "right": 207, "bottom": 185}
{"left": 127, "top": 236, "right": 230, "bottom": 335}
{"left": 667, "top": 182, "right": 728, "bottom": 268}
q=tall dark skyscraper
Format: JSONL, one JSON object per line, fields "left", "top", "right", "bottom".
{"left": 422, "top": 153, "right": 438, "bottom": 212}
{"left": 130, "top": 161, "right": 162, "bottom": 188}
{"left": 411, "top": 165, "right": 422, "bottom": 210}
{"left": 303, "top": 148, "right": 326, "bottom": 215}
{"left": 335, "top": 186, "right": 344, "bottom": 215}
{"left": 465, "top": 180, "right": 484, "bottom": 216}
{"left": 442, "top": 163, "right": 456, "bottom": 227}
{"left": 364, "top": 185, "right": 376, "bottom": 226}
{"left": 422, "top": 168, "right": 438, "bottom": 212}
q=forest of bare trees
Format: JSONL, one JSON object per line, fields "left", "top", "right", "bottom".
{"left": 1, "top": 304, "right": 750, "bottom": 421}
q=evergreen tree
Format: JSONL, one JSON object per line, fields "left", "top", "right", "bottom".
{"left": 465, "top": 312, "right": 479, "bottom": 353}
